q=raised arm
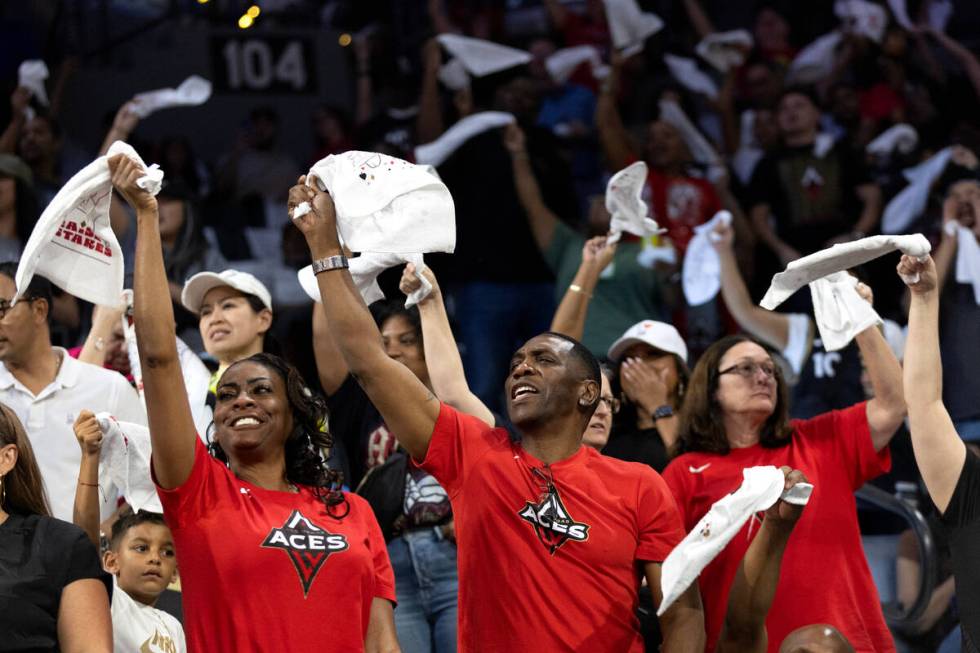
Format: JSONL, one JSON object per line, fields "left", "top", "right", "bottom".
{"left": 399, "top": 264, "right": 494, "bottom": 427}
{"left": 853, "top": 282, "right": 907, "bottom": 451}
{"left": 77, "top": 303, "right": 126, "bottom": 367}
{"left": 924, "top": 26, "right": 980, "bottom": 102}
{"left": 717, "top": 468, "right": 807, "bottom": 653}
{"left": 504, "top": 124, "right": 559, "bottom": 252}
{"left": 110, "top": 155, "right": 197, "bottom": 489}
{"left": 852, "top": 182, "right": 882, "bottom": 238}
{"left": 681, "top": 0, "right": 716, "bottom": 39}
{"left": 312, "top": 303, "right": 351, "bottom": 396}
{"left": 645, "top": 563, "right": 706, "bottom": 652}
{"left": 72, "top": 410, "right": 103, "bottom": 546}
{"left": 0, "top": 87, "right": 31, "bottom": 154}
{"left": 898, "top": 255, "right": 965, "bottom": 512}
{"left": 416, "top": 39, "right": 446, "bottom": 146}
{"left": 291, "top": 178, "right": 440, "bottom": 461}
{"left": 595, "top": 57, "right": 636, "bottom": 172}
{"left": 550, "top": 236, "right": 616, "bottom": 341}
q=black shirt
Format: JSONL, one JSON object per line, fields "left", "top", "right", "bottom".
{"left": 602, "top": 426, "right": 671, "bottom": 473}
{"left": 327, "top": 375, "right": 395, "bottom": 489}
{"left": 791, "top": 338, "right": 866, "bottom": 420}
{"left": 0, "top": 514, "right": 104, "bottom": 653}
{"left": 941, "top": 450, "right": 980, "bottom": 652}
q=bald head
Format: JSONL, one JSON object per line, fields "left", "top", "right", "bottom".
{"left": 779, "top": 625, "right": 854, "bottom": 653}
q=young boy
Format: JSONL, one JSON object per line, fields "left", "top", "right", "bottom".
{"left": 74, "top": 410, "right": 186, "bottom": 653}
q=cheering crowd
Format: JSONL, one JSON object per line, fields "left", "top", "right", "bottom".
{"left": 1, "top": 0, "right": 980, "bottom": 652}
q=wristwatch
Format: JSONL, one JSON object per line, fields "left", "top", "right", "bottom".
{"left": 653, "top": 405, "right": 674, "bottom": 420}
{"left": 312, "top": 255, "right": 349, "bottom": 274}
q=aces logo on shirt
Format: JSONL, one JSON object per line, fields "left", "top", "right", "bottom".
{"left": 262, "top": 510, "right": 349, "bottom": 597}
{"left": 518, "top": 488, "right": 590, "bottom": 555}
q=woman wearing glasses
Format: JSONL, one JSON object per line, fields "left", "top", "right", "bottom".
{"left": 662, "top": 332, "right": 906, "bottom": 653}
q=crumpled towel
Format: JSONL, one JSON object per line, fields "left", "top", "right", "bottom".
{"left": 96, "top": 414, "right": 164, "bottom": 514}
{"left": 695, "top": 30, "right": 753, "bottom": 72}
{"left": 782, "top": 313, "right": 813, "bottom": 377}
{"left": 787, "top": 31, "right": 843, "bottom": 85}
{"left": 955, "top": 225, "right": 980, "bottom": 305}
{"left": 605, "top": 161, "right": 659, "bottom": 245}
{"left": 545, "top": 45, "right": 609, "bottom": 85}
{"left": 866, "top": 123, "right": 918, "bottom": 157}
{"left": 663, "top": 54, "right": 719, "bottom": 101}
{"left": 15, "top": 141, "right": 162, "bottom": 306}
{"left": 438, "top": 58, "right": 470, "bottom": 91}
{"left": 835, "top": 0, "right": 888, "bottom": 43}
{"left": 760, "top": 234, "right": 931, "bottom": 310}
{"left": 436, "top": 34, "right": 531, "bottom": 78}
{"left": 603, "top": 0, "right": 664, "bottom": 56}
{"left": 882, "top": 147, "right": 954, "bottom": 234}
{"left": 130, "top": 75, "right": 212, "bottom": 119}
{"left": 658, "top": 466, "right": 813, "bottom": 616}
{"left": 18, "top": 60, "right": 49, "bottom": 108}
{"left": 415, "top": 112, "right": 515, "bottom": 168}
{"left": 298, "top": 253, "right": 431, "bottom": 308}
{"left": 299, "top": 151, "right": 455, "bottom": 255}
{"left": 809, "top": 272, "right": 882, "bottom": 351}
{"left": 682, "top": 210, "right": 732, "bottom": 306}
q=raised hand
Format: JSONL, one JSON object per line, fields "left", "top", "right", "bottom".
{"left": 710, "top": 221, "right": 735, "bottom": 252}
{"left": 288, "top": 175, "right": 341, "bottom": 255}
{"left": 108, "top": 154, "right": 157, "bottom": 212}
{"left": 764, "top": 467, "right": 809, "bottom": 526}
{"left": 74, "top": 410, "right": 103, "bottom": 457}
{"left": 854, "top": 280, "right": 873, "bottom": 305}
{"left": 10, "top": 86, "right": 31, "bottom": 117}
{"left": 897, "top": 254, "right": 937, "bottom": 295}
{"left": 503, "top": 123, "right": 526, "bottom": 154}
{"left": 621, "top": 357, "right": 670, "bottom": 414}
{"left": 583, "top": 235, "right": 617, "bottom": 270}
{"left": 399, "top": 263, "right": 440, "bottom": 302}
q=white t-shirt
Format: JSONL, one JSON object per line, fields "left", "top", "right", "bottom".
{"left": 0, "top": 348, "right": 146, "bottom": 521}
{"left": 111, "top": 580, "right": 186, "bottom": 653}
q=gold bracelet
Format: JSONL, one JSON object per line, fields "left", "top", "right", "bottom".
{"left": 569, "top": 284, "right": 592, "bottom": 298}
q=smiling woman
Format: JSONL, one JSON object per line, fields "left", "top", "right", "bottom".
{"left": 114, "top": 153, "right": 400, "bottom": 653}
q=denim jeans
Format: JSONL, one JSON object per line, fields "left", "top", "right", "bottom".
{"left": 390, "top": 529, "right": 459, "bottom": 653}
{"left": 451, "top": 281, "right": 555, "bottom": 414}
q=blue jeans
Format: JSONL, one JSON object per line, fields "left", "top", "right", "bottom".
{"left": 390, "top": 529, "right": 459, "bottom": 653}
{"left": 451, "top": 281, "right": 555, "bottom": 414}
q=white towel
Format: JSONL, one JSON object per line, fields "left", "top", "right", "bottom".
{"left": 866, "top": 123, "right": 919, "bottom": 157}
{"left": 835, "top": 0, "right": 888, "bottom": 43}
{"left": 782, "top": 313, "right": 812, "bottom": 377}
{"left": 436, "top": 34, "right": 531, "bottom": 78}
{"left": 298, "top": 253, "right": 430, "bottom": 308}
{"left": 415, "top": 111, "right": 516, "bottom": 168}
{"left": 130, "top": 75, "right": 212, "bottom": 119}
{"left": 887, "top": 0, "right": 915, "bottom": 29}
{"left": 787, "top": 31, "right": 843, "bottom": 85}
{"left": 95, "top": 414, "right": 163, "bottom": 514}
{"left": 695, "top": 30, "right": 754, "bottom": 72}
{"left": 881, "top": 147, "right": 953, "bottom": 234}
{"left": 603, "top": 0, "right": 664, "bottom": 55}
{"left": 15, "top": 142, "right": 162, "bottom": 306}
{"left": 682, "top": 210, "right": 732, "bottom": 306}
{"left": 658, "top": 99, "right": 722, "bottom": 168}
{"left": 545, "top": 45, "right": 610, "bottom": 85}
{"left": 438, "top": 58, "right": 471, "bottom": 91}
{"left": 813, "top": 132, "right": 836, "bottom": 159}
{"left": 809, "top": 272, "right": 883, "bottom": 351}
{"left": 18, "top": 60, "right": 49, "bottom": 107}
{"left": 955, "top": 226, "right": 980, "bottom": 304}
{"left": 605, "top": 162, "right": 660, "bottom": 245}
{"left": 658, "top": 466, "right": 813, "bottom": 616}
{"left": 303, "top": 151, "right": 455, "bottom": 254}
{"left": 928, "top": 0, "right": 953, "bottom": 32}
{"left": 760, "top": 234, "right": 932, "bottom": 309}
{"left": 663, "top": 54, "right": 719, "bottom": 101}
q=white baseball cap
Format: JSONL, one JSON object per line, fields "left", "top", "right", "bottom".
{"left": 607, "top": 320, "right": 688, "bottom": 364}
{"left": 181, "top": 269, "right": 273, "bottom": 314}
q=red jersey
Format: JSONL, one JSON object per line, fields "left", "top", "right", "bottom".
{"left": 155, "top": 438, "right": 396, "bottom": 652}
{"left": 418, "top": 404, "right": 684, "bottom": 652}
{"left": 662, "top": 403, "right": 895, "bottom": 653}
{"left": 644, "top": 167, "right": 722, "bottom": 255}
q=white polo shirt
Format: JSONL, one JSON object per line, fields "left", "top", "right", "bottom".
{"left": 0, "top": 348, "right": 146, "bottom": 521}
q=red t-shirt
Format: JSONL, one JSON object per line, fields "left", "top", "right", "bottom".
{"left": 634, "top": 162, "right": 722, "bottom": 256}
{"left": 155, "top": 438, "right": 396, "bottom": 652}
{"left": 662, "top": 403, "right": 894, "bottom": 653}
{"left": 418, "top": 404, "right": 684, "bottom": 652}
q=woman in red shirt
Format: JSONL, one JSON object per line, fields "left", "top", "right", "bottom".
{"left": 663, "top": 332, "right": 905, "bottom": 653}
{"left": 109, "top": 155, "right": 399, "bottom": 653}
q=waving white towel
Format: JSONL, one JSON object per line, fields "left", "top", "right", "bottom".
{"left": 438, "top": 58, "right": 471, "bottom": 91}
{"left": 436, "top": 34, "right": 531, "bottom": 78}
{"left": 695, "top": 30, "right": 753, "bottom": 72}
{"left": 835, "top": 0, "right": 888, "bottom": 43}
{"left": 15, "top": 142, "right": 161, "bottom": 306}
{"left": 130, "top": 75, "right": 212, "bottom": 119}
{"left": 882, "top": 147, "right": 954, "bottom": 234}
{"left": 809, "top": 272, "right": 882, "bottom": 351}
{"left": 605, "top": 162, "right": 659, "bottom": 245}
{"left": 18, "top": 60, "right": 49, "bottom": 107}
{"left": 415, "top": 112, "right": 516, "bottom": 168}
{"left": 604, "top": 0, "right": 664, "bottom": 55}
{"left": 682, "top": 210, "right": 732, "bottom": 306}
{"left": 96, "top": 414, "right": 163, "bottom": 514}
{"left": 302, "top": 151, "right": 455, "bottom": 254}
{"left": 663, "top": 54, "right": 719, "bottom": 101}
{"left": 787, "top": 31, "right": 843, "bottom": 85}
{"left": 887, "top": 0, "right": 915, "bottom": 29}
{"left": 782, "top": 313, "right": 813, "bottom": 377}
{"left": 298, "top": 253, "right": 430, "bottom": 308}
{"left": 760, "top": 234, "right": 931, "bottom": 309}
{"left": 658, "top": 466, "right": 813, "bottom": 616}
{"left": 955, "top": 226, "right": 980, "bottom": 304}
{"left": 658, "top": 99, "right": 722, "bottom": 169}
{"left": 545, "top": 45, "right": 610, "bottom": 85}
{"left": 866, "top": 124, "right": 919, "bottom": 157}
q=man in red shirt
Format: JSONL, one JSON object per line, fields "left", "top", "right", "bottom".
{"left": 290, "top": 180, "right": 706, "bottom": 652}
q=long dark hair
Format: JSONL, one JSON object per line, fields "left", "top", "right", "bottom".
{"left": 676, "top": 335, "right": 793, "bottom": 455}
{"left": 162, "top": 199, "right": 209, "bottom": 284}
{"left": 207, "top": 353, "right": 347, "bottom": 515}
{"left": 0, "top": 402, "right": 50, "bottom": 516}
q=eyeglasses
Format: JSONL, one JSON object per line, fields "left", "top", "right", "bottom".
{"left": 598, "top": 395, "right": 621, "bottom": 413}
{"left": 0, "top": 296, "right": 38, "bottom": 320}
{"left": 719, "top": 360, "right": 777, "bottom": 380}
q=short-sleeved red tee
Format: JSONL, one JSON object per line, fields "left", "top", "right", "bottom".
{"left": 418, "top": 403, "right": 684, "bottom": 652}
{"left": 154, "top": 438, "right": 396, "bottom": 653}
{"left": 662, "top": 403, "right": 894, "bottom": 653}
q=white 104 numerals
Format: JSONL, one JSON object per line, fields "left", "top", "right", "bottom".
{"left": 222, "top": 40, "right": 306, "bottom": 90}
